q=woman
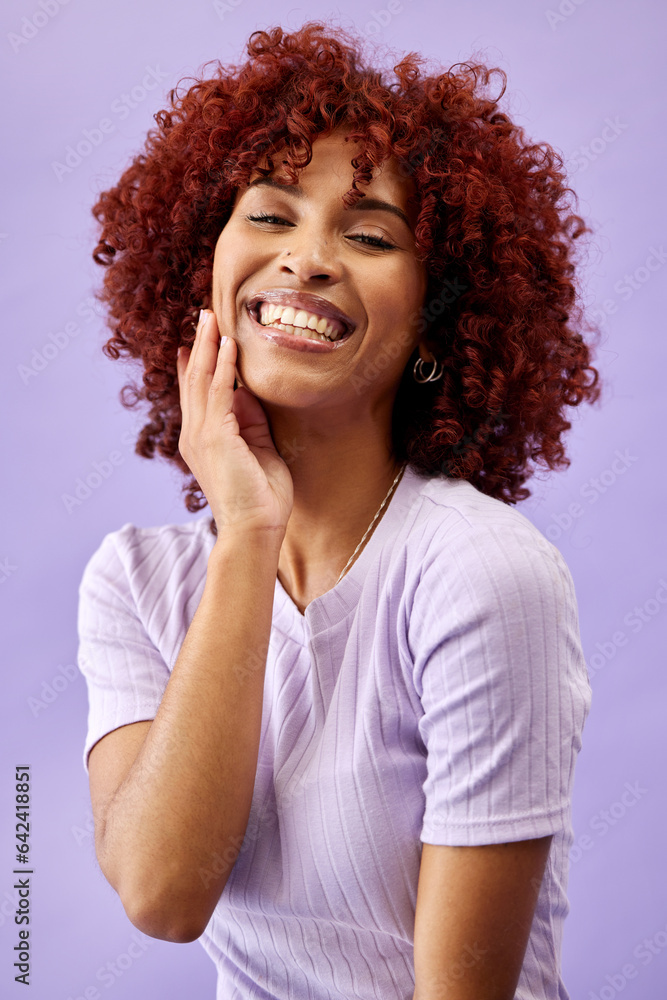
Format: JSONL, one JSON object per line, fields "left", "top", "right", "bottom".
{"left": 77, "top": 20, "right": 601, "bottom": 1000}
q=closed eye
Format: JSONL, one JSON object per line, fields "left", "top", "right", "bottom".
{"left": 245, "top": 212, "right": 397, "bottom": 250}
{"left": 246, "top": 212, "right": 291, "bottom": 229}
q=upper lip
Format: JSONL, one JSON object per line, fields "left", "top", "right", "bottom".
{"left": 246, "top": 289, "right": 356, "bottom": 337}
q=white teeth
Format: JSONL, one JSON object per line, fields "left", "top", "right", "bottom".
{"left": 256, "top": 301, "right": 346, "bottom": 341}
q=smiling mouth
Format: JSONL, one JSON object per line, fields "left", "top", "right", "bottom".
{"left": 250, "top": 301, "right": 354, "bottom": 344}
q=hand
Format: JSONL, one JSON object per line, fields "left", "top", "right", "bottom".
{"left": 176, "top": 309, "right": 294, "bottom": 535}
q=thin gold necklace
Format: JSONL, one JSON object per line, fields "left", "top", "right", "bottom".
{"left": 335, "top": 461, "right": 408, "bottom": 585}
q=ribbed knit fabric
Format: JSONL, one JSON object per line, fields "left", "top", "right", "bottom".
{"left": 76, "top": 465, "right": 592, "bottom": 1000}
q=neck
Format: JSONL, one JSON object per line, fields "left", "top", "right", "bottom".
{"left": 266, "top": 408, "right": 403, "bottom": 610}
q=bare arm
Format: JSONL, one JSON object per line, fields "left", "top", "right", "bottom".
{"left": 90, "top": 527, "right": 283, "bottom": 943}
{"left": 412, "top": 835, "right": 553, "bottom": 999}
{"left": 89, "top": 308, "right": 293, "bottom": 943}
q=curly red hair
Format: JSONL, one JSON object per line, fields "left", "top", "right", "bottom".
{"left": 91, "top": 20, "right": 602, "bottom": 528}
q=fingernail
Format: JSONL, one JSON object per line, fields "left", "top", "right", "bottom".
{"left": 220, "top": 335, "right": 227, "bottom": 346}
{"left": 198, "top": 308, "right": 206, "bottom": 327}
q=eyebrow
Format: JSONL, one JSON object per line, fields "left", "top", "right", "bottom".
{"left": 246, "top": 176, "right": 413, "bottom": 232}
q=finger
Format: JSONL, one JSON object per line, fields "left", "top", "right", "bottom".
{"left": 186, "top": 307, "right": 207, "bottom": 374}
{"left": 186, "top": 310, "right": 222, "bottom": 435}
{"left": 177, "top": 308, "right": 207, "bottom": 428}
{"left": 176, "top": 343, "right": 192, "bottom": 430}
{"left": 231, "top": 385, "right": 276, "bottom": 452}
{"left": 205, "top": 330, "right": 238, "bottom": 431}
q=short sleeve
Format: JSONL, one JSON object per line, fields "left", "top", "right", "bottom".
{"left": 409, "top": 521, "right": 592, "bottom": 846}
{"left": 76, "top": 527, "right": 171, "bottom": 774}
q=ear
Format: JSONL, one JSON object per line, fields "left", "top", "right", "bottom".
{"left": 416, "top": 324, "right": 440, "bottom": 362}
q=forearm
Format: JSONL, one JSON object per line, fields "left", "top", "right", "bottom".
{"left": 98, "top": 527, "right": 283, "bottom": 940}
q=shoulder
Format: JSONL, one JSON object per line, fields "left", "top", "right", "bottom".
{"left": 79, "top": 516, "right": 215, "bottom": 597}
{"left": 401, "top": 472, "right": 577, "bottom": 614}
{"left": 403, "top": 476, "right": 589, "bottom": 721}
{"left": 407, "top": 471, "right": 565, "bottom": 564}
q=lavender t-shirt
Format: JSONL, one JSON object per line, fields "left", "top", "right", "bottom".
{"left": 76, "top": 464, "right": 592, "bottom": 1000}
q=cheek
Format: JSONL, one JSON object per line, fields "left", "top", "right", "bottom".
{"left": 211, "top": 240, "right": 226, "bottom": 297}
{"left": 407, "top": 270, "right": 429, "bottom": 321}
{"left": 211, "top": 234, "right": 246, "bottom": 300}
{"left": 383, "top": 265, "right": 427, "bottom": 317}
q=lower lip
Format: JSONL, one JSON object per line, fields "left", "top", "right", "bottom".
{"left": 246, "top": 305, "right": 353, "bottom": 353}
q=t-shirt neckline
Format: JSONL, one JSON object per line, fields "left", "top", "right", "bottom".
{"left": 274, "top": 463, "right": 423, "bottom": 636}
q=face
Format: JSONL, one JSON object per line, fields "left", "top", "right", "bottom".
{"left": 210, "top": 127, "right": 428, "bottom": 417}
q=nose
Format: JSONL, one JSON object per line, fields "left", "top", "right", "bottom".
{"left": 277, "top": 223, "right": 343, "bottom": 282}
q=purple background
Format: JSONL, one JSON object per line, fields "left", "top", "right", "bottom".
{"left": 1, "top": 0, "right": 664, "bottom": 996}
